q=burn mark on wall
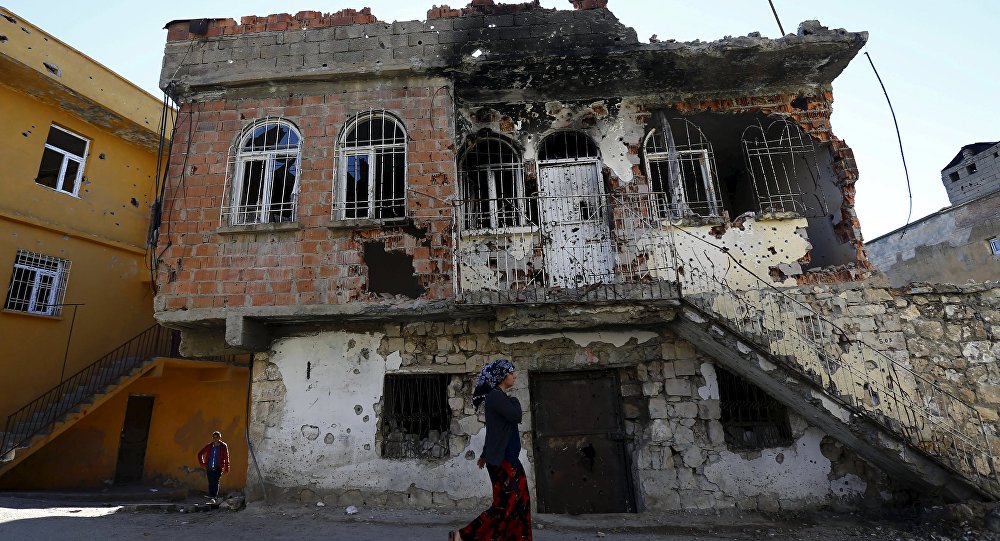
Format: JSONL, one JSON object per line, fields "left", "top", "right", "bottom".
{"left": 363, "top": 241, "right": 422, "bottom": 298}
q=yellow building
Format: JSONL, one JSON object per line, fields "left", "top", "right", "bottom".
{"left": 0, "top": 8, "right": 247, "bottom": 494}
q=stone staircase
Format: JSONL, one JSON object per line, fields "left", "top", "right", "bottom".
{"left": 0, "top": 325, "right": 174, "bottom": 472}
{"left": 674, "top": 261, "right": 1000, "bottom": 501}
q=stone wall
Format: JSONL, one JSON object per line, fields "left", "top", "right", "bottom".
{"left": 865, "top": 190, "right": 1000, "bottom": 287}
{"left": 246, "top": 315, "right": 905, "bottom": 511}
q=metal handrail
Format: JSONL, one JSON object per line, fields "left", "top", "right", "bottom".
{"left": 676, "top": 254, "right": 1000, "bottom": 497}
{"left": 1, "top": 324, "right": 174, "bottom": 459}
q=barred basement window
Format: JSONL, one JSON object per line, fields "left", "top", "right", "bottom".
{"left": 460, "top": 136, "right": 533, "bottom": 230}
{"left": 224, "top": 119, "right": 301, "bottom": 225}
{"left": 380, "top": 374, "right": 451, "bottom": 459}
{"left": 336, "top": 111, "right": 407, "bottom": 220}
{"left": 35, "top": 124, "right": 89, "bottom": 196}
{"left": 4, "top": 250, "right": 71, "bottom": 316}
{"left": 716, "top": 366, "right": 792, "bottom": 450}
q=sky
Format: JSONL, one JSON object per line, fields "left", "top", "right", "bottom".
{"left": 5, "top": 0, "right": 997, "bottom": 241}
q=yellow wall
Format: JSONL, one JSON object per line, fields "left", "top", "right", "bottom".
{"left": 0, "top": 361, "right": 249, "bottom": 492}
{"left": 0, "top": 81, "right": 160, "bottom": 419}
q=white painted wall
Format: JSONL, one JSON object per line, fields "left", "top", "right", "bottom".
{"left": 253, "top": 331, "right": 496, "bottom": 500}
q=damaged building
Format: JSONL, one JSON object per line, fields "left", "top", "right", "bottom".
{"left": 155, "top": 2, "right": 1000, "bottom": 513}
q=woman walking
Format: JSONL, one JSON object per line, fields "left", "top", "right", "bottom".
{"left": 450, "top": 359, "right": 533, "bottom": 541}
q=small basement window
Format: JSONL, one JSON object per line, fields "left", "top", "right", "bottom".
{"left": 948, "top": 171, "right": 960, "bottom": 182}
{"left": 989, "top": 237, "right": 1000, "bottom": 256}
{"left": 380, "top": 374, "right": 452, "bottom": 459}
{"left": 967, "top": 162, "right": 978, "bottom": 175}
{"left": 716, "top": 366, "right": 792, "bottom": 450}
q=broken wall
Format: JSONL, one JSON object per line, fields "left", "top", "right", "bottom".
{"left": 247, "top": 316, "right": 906, "bottom": 511}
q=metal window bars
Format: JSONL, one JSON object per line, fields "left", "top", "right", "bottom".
{"left": 379, "top": 374, "right": 452, "bottom": 459}
{"left": 222, "top": 118, "right": 302, "bottom": 225}
{"left": 335, "top": 110, "right": 408, "bottom": 220}
{"left": 3, "top": 250, "right": 71, "bottom": 316}
{"left": 741, "top": 119, "right": 820, "bottom": 216}
{"left": 459, "top": 137, "right": 530, "bottom": 230}
{"left": 715, "top": 365, "right": 794, "bottom": 450}
{"left": 643, "top": 117, "right": 723, "bottom": 220}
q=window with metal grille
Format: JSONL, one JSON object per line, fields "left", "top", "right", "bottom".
{"left": 460, "top": 137, "right": 534, "bottom": 230}
{"left": 716, "top": 366, "right": 793, "bottom": 450}
{"left": 336, "top": 111, "right": 407, "bottom": 220}
{"left": 989, "top": 237, "right": 1000, "bottom": 256}
{"left": 4, "top": 250, "right": 71, "bottom": 316}
{"left": 35, "top": 125, "right": 89, "bottom": 196}
{"left": 224, "top": 119, "right": 301, "bottom": 225}
{"left": 644, "top": 118, "right": 722, "bottom": 220}
{"left": 741, "top": 119, "right": 817, "bottom": 215}
{"left": 537, "top": 130, "right": 600, "bottom": 162}
{"left": 380, "top": 374, "right": 451, "bottom": 459}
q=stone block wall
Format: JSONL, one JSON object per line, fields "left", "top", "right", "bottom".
{"left": 246, "top": 315, "right": 903, "bottom": 511}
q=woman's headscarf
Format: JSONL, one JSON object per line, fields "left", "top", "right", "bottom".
{"left": 472, "top": 359, "right": 515, "bottom": 410}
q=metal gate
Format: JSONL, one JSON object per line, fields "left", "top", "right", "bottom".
{"left": 530, "top": 370, "right": 635, "bottom": 514}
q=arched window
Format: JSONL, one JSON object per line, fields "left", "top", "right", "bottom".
{"left": 336, "top": 111, "right": 407, "bottom": 220}
{"left": 460, "top": 137, "right": 528, "bottom": 230}
{"left": 643, "top": 118, "right": 721, "bottom": 219}
{"left": 537, "top": 130, "right": 600, "bottom": 162}
{"left": 226, "top": 119, "right": 301, "bottom": 225}
{"left": 741, "top": 119, "right": 816, "bottom": 215}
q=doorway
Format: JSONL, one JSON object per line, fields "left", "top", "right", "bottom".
{"left": 114, "top": 395, "right": 155, "bottom": 484}
{"left": 536, "top": 131, "right": 614, "bottom": 288}
{"left": 530, "top": 370, "right": 635, "bottom": 514}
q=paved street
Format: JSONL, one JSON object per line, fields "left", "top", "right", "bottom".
{"left": 0, "top": 495, "right": 995, "bottom": 541}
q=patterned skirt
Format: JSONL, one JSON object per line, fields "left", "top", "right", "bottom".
{"left": 459, "top": 459, "right": 533, "bottom": 541}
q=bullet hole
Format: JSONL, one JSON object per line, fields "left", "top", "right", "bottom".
{"left": 306, "top": 361, "right": 312, "bottom": 380}
{"left": 98, "top": 153, "right": 106, "bottom": 159}
{"left": 21, "top": 131, "right": 29, "bottom": 137}
{"left": 345, "top": 428, "right": 351, "bottom": 434}
{"left": 360, "top": 348, "right": 370, "bottom": 360}
{"left": 348, "top": 339, "right": 356, "bottom": 349}
{"left": 362, "top": 415, "right": 370, "bottom": 423}
{"left": 322, "top": 63, "right": 328, "bottom": 67}
{"left": 363, "top": 443, "right": 371, "bottom": 450}
{"left": 768, "top": 246, "right": 777, "bottom": 255}
{"left": 0, "top": 36, "right": 7, "bottom": 43}
{"left": 324, "top": 433, "right": 334, "bottom": 444}
{"left": 354, "top": 405, "right": 363, "bottom": 415}
{"left": 42, "top": 62, "right": 61, "bottom": 77}
{"left": 114, "top": 222, "right": 120, "bottom": 226}
{"left": 168, "top": 269, "right": 177, "bottom": 283}
{"left": 301, "top": 425, "right": 320, "bottom": 440}
{"left": 2, "top": 15, "right": 16, "bottom": 23}
{"left": 130, "top": 198, "right": 138, "bottom": 207}
{"left": 465, "top": 450, "right": 476, "bottom": 460}
{"left": 353, "top": 368, "right": 360, "bottom": 374}
{"left": 775, "top": 452, "right": 785, "bottom": 464}
{"left": 791, "top": 96, "right": 809, "bottom": 110}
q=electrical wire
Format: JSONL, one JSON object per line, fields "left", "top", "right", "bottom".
{"left": 865, "top": 51, "right": 914, "bottom": 239}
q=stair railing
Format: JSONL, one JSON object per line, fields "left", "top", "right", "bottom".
{"left": 673, "top": 239, "right": 1000, "bottom": 497}
{"left": 1, "top": 324, "right": 174, "bottom": 460}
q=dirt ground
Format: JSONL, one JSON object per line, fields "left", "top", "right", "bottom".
{"left": 0, "top": 495, "right": 997, "bottom": 541}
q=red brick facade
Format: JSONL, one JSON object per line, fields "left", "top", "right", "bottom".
{"left": 155, "top": 82, "right": 456, "bottom": 311}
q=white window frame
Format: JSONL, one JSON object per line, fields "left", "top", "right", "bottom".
{"left": 335, "top": 112, "right": 408, "bottom": 221}
{"left": 225, "top": 119, "right": 302, "bottom": 226}
{"left": 990, "top": 237, "right": 1000, "bottom": 256}
{"left": 37, "top": 124, "right": 89, "bottom": 197}
{"left": 459, "top": 137, "right": 530, "bottom": 233}
{"left": 644, "top": 129, "right": 719, "bottom": 219}
{"left": 4, "top": 250, "right": 71, "bottom": 316}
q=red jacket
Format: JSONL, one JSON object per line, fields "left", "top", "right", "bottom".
{"left": 197, "top": 441, "right": 230, "bottom": 472}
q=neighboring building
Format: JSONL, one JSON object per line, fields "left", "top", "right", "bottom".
{"left": 866, "top": 141, "right": 1000, "bottom": 287}
{"left": 155, "top": 2, "right": 998, "bottom": 513}
{"left": 0, "top": 8, "right": 248, "bottom": 493}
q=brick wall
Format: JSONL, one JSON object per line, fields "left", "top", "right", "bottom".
{"left": 154, "top": 78, "right": 456, "bottom": 312}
